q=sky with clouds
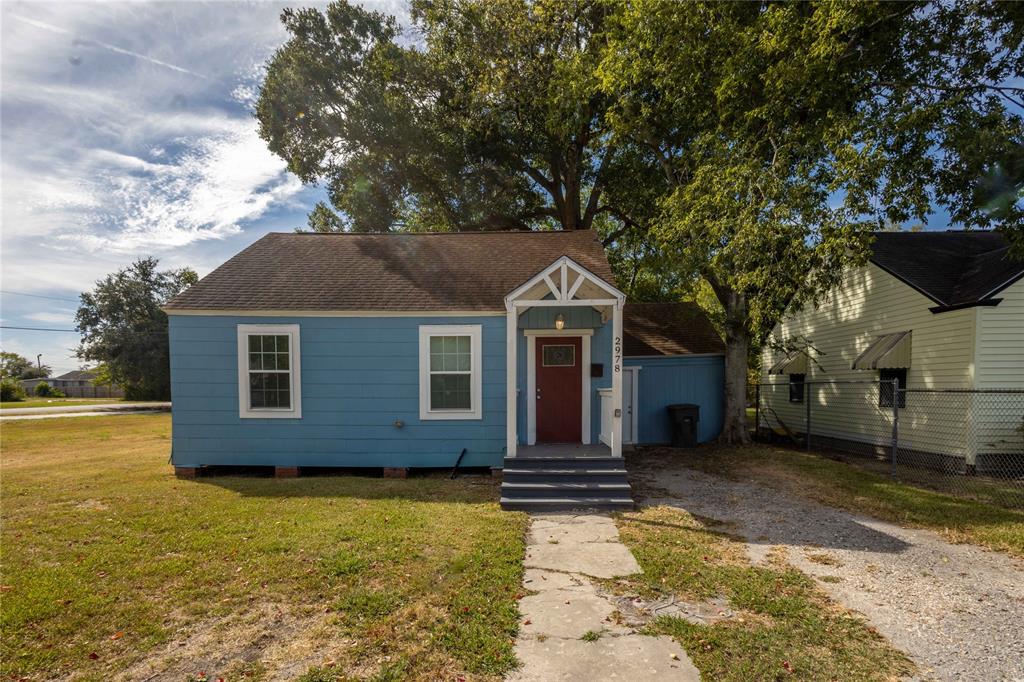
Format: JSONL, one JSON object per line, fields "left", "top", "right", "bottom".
{"left": 0, "top": 3, "right": 1011, "bottom": 375}
{"left": 1, "top": 1, "right": 408, "bottom": 374}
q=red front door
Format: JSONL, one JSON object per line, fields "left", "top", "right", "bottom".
{"left": 535, "top": 336, "right": 583, "bottom": 443}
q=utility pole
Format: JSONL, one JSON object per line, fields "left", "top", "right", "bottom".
{"left": 36, "top": 354, "right": 42, "bottom": 370}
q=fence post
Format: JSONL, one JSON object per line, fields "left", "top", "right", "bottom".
{"left": 890, "top": 378, "right": 899, "bottom": 478}
{"left": 754, "top": 384, "right": 760, "bottom": 440}
{"left": 805, "top": 381, "right": 812, "bottom": 451}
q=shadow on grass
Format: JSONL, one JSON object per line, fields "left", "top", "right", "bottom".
{"left": 188, "top": 467, "right": 502, "bottom": 504}
{"left": 625, "top": 448, "right": 916, "bottom": 555}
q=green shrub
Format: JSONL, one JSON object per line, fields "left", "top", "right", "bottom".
{"left": 33, "top": 382, "right": 64, "bottom": 398}
{"left": 1, "top": 378, "right": 27, "bottom": 402}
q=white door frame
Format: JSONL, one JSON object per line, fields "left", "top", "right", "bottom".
{"left": 524, "top": 328, "right": 593, "bottom": 445}
{"left": 623, "top": 366, "right": 640, "bottom": 445}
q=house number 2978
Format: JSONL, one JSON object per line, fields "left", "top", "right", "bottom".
{"left": 614, "top": 336, "right": 621, "bottom": 372}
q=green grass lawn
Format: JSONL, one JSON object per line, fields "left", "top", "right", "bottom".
{"left": 0, "top": 414, "right": 527, "bottom": 681}
{"left": 0, "top": 398, "right": 126, "bottom": 409}
{"left": 610, "top": 506, "right": 914, "bottom": 681}
{"left": 672, "top": 444, "right": 1024, "bottom": 558}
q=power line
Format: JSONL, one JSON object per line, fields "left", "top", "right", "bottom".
{"left": 0, "top": 290, "right": 79, "bottom": 303}
{"left": 1, "top": 325, "right": 170, "bottom": 337}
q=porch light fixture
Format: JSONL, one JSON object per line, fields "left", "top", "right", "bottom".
{"left": 554, "top": 313, "right": 565, "bottom": 330}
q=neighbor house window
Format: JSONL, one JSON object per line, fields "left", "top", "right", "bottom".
{"left": 878, "top": 368, "right": 907, "bottom": 409}
{"left": 789, "top": 373, "right": 805, "bottom": 403}
{"left": 419, "top": 325, "right": 482, "bottom": 420}
{"left": 237, "top": 324, "right": 301, "bottom": 419}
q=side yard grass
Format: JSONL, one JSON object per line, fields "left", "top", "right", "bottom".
{"left": 0, "top": 414, "right": 527, "bottom": 681}
{"left": 669, "top": 444, "right": 1024, "bottom": 558}
{"left": 610, "top": 506, "right": 914, "bottom": 681}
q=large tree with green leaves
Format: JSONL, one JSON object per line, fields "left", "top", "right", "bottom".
{"left": 599, "top": 0, "right": 1024, "bottom": 443}
{"left": 0, "top": 352, "right": 50, "bottom": 378}
{"left": 76, "top": 259, "right": 197, "bottom": 401}
{"left": 0, "top": 352, "right": 50, "bottom": 380}
{"left": 256, "top": 0, "right": 661, "bottom": 237}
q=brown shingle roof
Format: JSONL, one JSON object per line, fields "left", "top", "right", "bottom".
{"left": 165, "top": 231, "right": 616, "bottom": 312}
{"left": 623, "top": 302, "right": 725, "bottom": 356}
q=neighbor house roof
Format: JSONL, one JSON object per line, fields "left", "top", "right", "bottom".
{"left": 869, "top": 231, "right": 1024, "bottom": 311}
{"left": 53, "top": 370, "right": 97, "bottom": 382}
{"left": 164, "top": 231, "right": 616, "bottom": 312}
{"left": 622, "top": 302, "right": 725, "bottom": 356}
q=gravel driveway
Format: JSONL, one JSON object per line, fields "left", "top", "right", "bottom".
{"left": 629, "top": 459, "right": 1024, "bottom": 681}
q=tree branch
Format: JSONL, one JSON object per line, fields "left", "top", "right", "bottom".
{"left": 582, "top": 145, "right": 615, "bottom": 229}
{"left": 873, "top": 80, "right": 1024, "bottom": 109}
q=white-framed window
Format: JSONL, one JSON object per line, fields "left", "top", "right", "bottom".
{"left": 419, "top": 324, "right": 482, "bottom": 420}
{"left": 237, "top": 324, "right": 302, "bottom": 419}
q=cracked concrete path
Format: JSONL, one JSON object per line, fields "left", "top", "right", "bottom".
{"left": 507, "top": 514, "right": 700, "bottom": 682}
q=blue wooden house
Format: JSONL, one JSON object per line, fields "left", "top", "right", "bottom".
{"left": 164, "top": 230, "right": 724, "bottom": 509}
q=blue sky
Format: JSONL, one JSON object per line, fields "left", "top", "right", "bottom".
{"left": 0, "top": 2, "right": 1001, "bottom": 375}
{"left": 0, "top": 1, "right": 405, "bottom": 374}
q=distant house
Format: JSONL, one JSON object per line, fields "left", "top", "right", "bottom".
{"left": 163, "top": 231, "right": 725, "bottom": 509}
{"left": 761, "top": 230, "right": 1024, "bottom": 473}
{"left": 20, "top": 370, "right": 124, "bottom": 398}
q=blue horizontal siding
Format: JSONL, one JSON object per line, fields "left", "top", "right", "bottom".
{"left": 169, "top": 314, "right": 507, "bottom": 468}
{"left": 169, "top": 312, "right": 725, "bottom": 467}
{"left": 625, "top": 355, "right": 725, "bottom": 444}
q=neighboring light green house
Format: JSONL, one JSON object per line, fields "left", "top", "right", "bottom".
{"left": 761, "top": 230, "right": 1024, "bottom": 473}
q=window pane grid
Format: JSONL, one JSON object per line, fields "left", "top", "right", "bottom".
{"left": 247, "top": 334, "right": 292, "bottom": 410}
{"left": 428, "top": 334, "right": 472, "bottom": 411}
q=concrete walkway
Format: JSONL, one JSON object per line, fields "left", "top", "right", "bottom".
{"left": 508, "top": 514, "right": 700, "bottom": 681}
{"left": 0, "top": 402, "right": 170, "bottom": 421}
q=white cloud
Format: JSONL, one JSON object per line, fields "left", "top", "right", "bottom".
{"left": 7, "top": 12, "right": 209, "bottom": 79}
{"left": 58, "top": 119, "right": 304, "bottom": 253}
{"left": 24, "top": 311, "right": 75, "bottom": 324}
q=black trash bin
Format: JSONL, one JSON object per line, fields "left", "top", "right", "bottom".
{"left": 667, "top": 404, "right": 700, "bottom": 447}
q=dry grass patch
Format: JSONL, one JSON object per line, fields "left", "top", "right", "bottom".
{"left": 0, "top": 414, "right": 527, "bottom": 681}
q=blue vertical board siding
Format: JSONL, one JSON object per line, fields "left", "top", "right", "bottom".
{"left": 169, "top": 314, "right": 507, "bottom": 468}
{"left": 515, "top": 306, "right": 610, "bottom": 444}
{"left": 624, "top": 355, "right": 725, "bottom": 443}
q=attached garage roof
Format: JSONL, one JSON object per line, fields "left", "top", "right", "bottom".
{"left": 852, "top": 331, "right": 912, "bottom": 370}
{"left": 622, "top": 302, "right": 724, "bottom": 356}
{"left": 164, "top": 231, "right": 616, "bottom": 312}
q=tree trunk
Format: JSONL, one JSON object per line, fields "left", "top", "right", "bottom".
{"left": 719, "top": 295, "right": 752, "bottom": 445}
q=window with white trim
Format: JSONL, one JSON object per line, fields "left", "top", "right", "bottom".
{"left": 237, "top": 324, "right": 301, "bottom": 418}
{"left": 419, "top": 325, "right": 482, "bottom": 420}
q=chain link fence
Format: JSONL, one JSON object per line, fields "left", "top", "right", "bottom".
{"left": 752, "top": 380, "right": 1024, "bottom": 509}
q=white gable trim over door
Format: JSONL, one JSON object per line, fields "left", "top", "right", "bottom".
{"left": 504, "top": 255, "right": 626, "bottom": 307}
{"left": 504, "top": 255, "right": 627, "bottom": 458}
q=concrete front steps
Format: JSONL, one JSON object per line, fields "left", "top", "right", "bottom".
{"left": 500, "top": 456, "right": 635, "bottom": 511}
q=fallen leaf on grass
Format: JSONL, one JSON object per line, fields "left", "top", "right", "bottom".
{"left": 110, "top": 631, "right": 124, "bottom": 640}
